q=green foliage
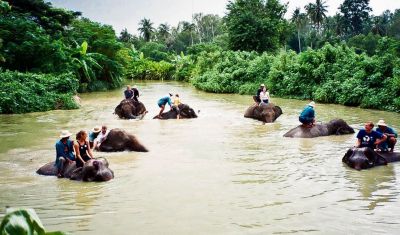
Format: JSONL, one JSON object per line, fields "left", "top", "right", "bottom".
{"left": 138, "top": 42, "right": 170, "bottom": 62}
{"left": 125, "top": 59, "right": 174, "bottom": 81}
{"left": 225, "top": 0, "right": 287, "bottom": 52}
{"left": 0, "top": 71, "right": 79, "bottom": 114}
{"left": 339, "top": 0, "right": 372, "bottom": 36}
{"left": 0, "top": 208, "right": 67, "bottom": 235}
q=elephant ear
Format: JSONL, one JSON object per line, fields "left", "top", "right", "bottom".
{"left": 70, "top": 167, "right": 83, "bottom": 181}
{"left": 342, "top": 148, "right": 354, "bottom": 163}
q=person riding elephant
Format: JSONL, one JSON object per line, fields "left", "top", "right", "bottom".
{"left": 355, "top": 121, "right": 387, "bottom": 150}
{"left": 253, "top": 84, "right": 265, "bottom": 105}
{"left": 55, "top": 130, "right": 75, "bottom": 178}
{"left": 157, "top": 93, "right": 173, "bottom": 119}
{"left": 114, "top": 98, "right": 147, "bottom": 119}
{"left": 244, "top": 103, "right": 282, "bottom": 123}
{"left": 153, "top": 103, "right": 198, "bottom": 120}
{"left": 96, "top": 128, "right": 148, "bottom": 152}
{"left": 283, "top": 119, "right": 355, "bottom": 138}
{"left": 299, "top": 101, "right": 316, "bottom": 128}
{"left": 375, "top": 119, "right": 397, "bottom": 152}
{"left": 37, "top": 157, "right": 114, "bottom": 182}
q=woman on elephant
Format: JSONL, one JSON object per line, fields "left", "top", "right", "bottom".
{"left": 299, "top": 101, "right": 316, "bottom": 128}
{"left": 253, "top": 84, "right": 265, "bottom": 105}
{"left": 157, "top": 93, "right": 173, "bottom": 119}
{"left": 55, "top": 130, "right": 75, "bottom": 178}
{"left": 74, "top": 130, "right": 94, "bottom": 168}
{"left": 259, "top": 86, "right": 270, "bottom": 105}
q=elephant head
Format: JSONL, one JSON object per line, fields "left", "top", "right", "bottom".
{"left": 37, "top": 157, "right": 114, "bottom": 182}
{"left": 153, "top": 103, "right": 198, "bottom": 119}
{"left": 98, "top": 128, "right": 148, "bottom": 152}
{"left": 115, "top": 99, "right": 147, "bottom": 119}
{"left": 284, "top": 119, "right": 354, "bottom": 138}
{"left": 70, "top": 158, "right": 114, "bottom": 182}
{"left": 342, "top": 147, "right": 387, "bottom": 170}
{"left": 244, "top": 103, "right": 282, "bottom": 123}
{"left": 327, "top": 119, "right": 355, "bottom": 135}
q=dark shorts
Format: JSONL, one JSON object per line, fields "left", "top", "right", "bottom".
{"left": 76, "top": 155, "right": 91, "bottom": 168}
{"left": 299, "top": 116, "right": 313, "bottom": 125}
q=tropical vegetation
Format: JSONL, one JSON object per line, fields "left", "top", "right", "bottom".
{"left": 1, "top": 0, "right": 400, "bottom": 113}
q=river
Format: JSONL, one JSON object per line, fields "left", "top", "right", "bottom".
{"left": 0, "top": 81, "right": 400, "bottom": 234}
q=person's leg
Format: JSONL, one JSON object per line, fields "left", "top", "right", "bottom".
{"left": 158, "top": 105, "right": 165, "bottom": 118}
{"left": 388, "top": 137, "right": 397, "bottom": 152}
{"left": 176, "top": 107, "right": 180, "bottom": 119}
{"left": 57, "top": 157, "right": 66, "bottom": 177}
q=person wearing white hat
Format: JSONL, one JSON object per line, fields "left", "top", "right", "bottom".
{"left": 253, "top": 84, "right": 265, "bottom": 105}
{"left": 55, "top": 130, "right": 75, "bottom": 177}
{"left": 156, "top": 93, "right": 173, "bottom": 119}
{"left": 375, "top": 119, "right": 397, "bottom": 152}
{"left": 356, "top": 121, "right": 387, "bottom": 150}
{"left": 89, "top": 126, "right": 101, "bottom": 148}
{"left": 299, "top": 101, "right": 316, "bottom": 127}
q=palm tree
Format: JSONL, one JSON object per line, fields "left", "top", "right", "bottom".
{"left": 138, "top": 18, "right": 155, "bottom": 42}
{"left": 305, "top": 0, "right": 328, "bottom": 34}
{"left": 157, "top": 23, "right": 170, "bottom": 42}
{"left": 180, "top": 21, "right": 196, "bottom": 45}
{"left": 119, "top": 28, "right": 133, "bottom": 43}
{"left": 291, "top": 8, "right": 307, "bottom": 52}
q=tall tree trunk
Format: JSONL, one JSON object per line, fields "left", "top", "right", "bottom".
{"left": 297, "top": 29, "right": 301, "bottom": 53}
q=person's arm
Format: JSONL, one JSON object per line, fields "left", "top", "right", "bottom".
{"left": 355, "top": 139, "right": 361, "bottom": 147}
{"left": 266, "top": 91, "right": 270, "bottom": 100}
{"left": 375, "top": 134, "right": 387, "bottom": 146}
{"left": 86, "top": 141, "right": 94, "bottom": 159}
{"left": 73, "top": 143, "right": 84, "bottom": 163}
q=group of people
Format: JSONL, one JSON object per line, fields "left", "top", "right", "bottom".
{"left": 55, "top": 125, "right": 109, "bottom": 177}
{"left": 124, "top": 85, "right": 182, "bottom": 119}
{"left": 297, "top": 100, "right": 397, "bottom": 152}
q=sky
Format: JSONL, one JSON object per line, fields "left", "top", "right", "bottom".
{"left": 48, "top": 0, "right": 400, "bottom": 36}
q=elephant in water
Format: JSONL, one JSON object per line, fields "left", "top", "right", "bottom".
{"left": 343, "top": 147, "right": 400, "bottom": 170}
{"left": 98, "top": 128, "right": 148, "bottom": 152}
{"left": 37, "top": 158, "right": 114, "bottom": 182}
{"left": 153, "top": 104, "right": 198, "bottom": 119}
{"left": 244, "top": 103, "right": 282, "bottom": 123}
{"left": 114, "top": 99, "right": 147, "bottom": 119}
{"left": 283, "top": 119, "right": 354, "bottom": 138}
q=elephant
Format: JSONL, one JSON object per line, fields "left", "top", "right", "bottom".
{"left": 342, "top": 147, "right": 388, "bottom": 170}
{"left": 114, "top": 99, "right": 147, "bottom": 119}
{"left": 37, "top": 157, "right": 114, "bottom": 182}
{"left": 244, "top": 103, "right": 282, "bottom": 123}
{"left": 283, "top": 119, "right": 355, "bottom": 138}
{"left": 153, "top": 103, "right": 198, "bottom": 119}
{"left": 97, "top": 128, "right": 148, "bottom": 152}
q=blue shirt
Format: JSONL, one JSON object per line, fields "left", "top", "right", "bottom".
{"left": 55, "top": 139, "right": 75, "bottom": 167}
{"left": 89, "top": 132, "right": 99, "bottom": 142}
{"left": 158, "top": 96, "right": 172, "bottom": 107}
{"left": 124, "top": 89, "right": 133, "bottom": 99}
{"left": 356, "top": 129, "right": 384, "bottom": 148}
{"left": 299, "top": 105, "right": 315, "bottom": 121}
{"left": 376, "top": 126, "right": 398, "bottom": 138}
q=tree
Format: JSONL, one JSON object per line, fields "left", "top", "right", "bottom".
{"left": 225, "top": 0, "right": 287, "bottom": 52}
{"left": 291, "top": 7, "right": 307, "bottom": 52}
{"left": 157, "top": 23, "right": 171, "bottom": 43}
{"left": 138, "top": 18, "right": 155, "bottom": 42}
{"left": 304, "top": 0, "right": 328, "bottom": 33}
{"left": 119, "top": 28, "right": 133, "bottom": 43}
{"left": 339, "top": 0, "right": 372, "bottom": 36}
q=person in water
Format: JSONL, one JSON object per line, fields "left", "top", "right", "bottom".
{"left": 88, "top": 126, "right": 101, "bottom": 148}
{"left": 55, "top": 130, "right": 75, "bottom": 177}
{"left": 157, "top": 93, "right": 173, "bottom": 119}
{"left": 73, "top": 130, "right": 94, "bottom": 168}
{"left": 375, "top": 119, "right": 397, "bottom": 152}
{"left": 356, "top": 121, "right": 387, "bottom": 150}
{"left": 299, "top": 101, "right": 316, "bottom": 127}
{"left": 172, "top": 94, "right": 182, "bottom": 119}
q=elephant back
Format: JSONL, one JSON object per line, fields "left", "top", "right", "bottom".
{"left": 244, "top": 103, "right": 282, "bottom": 123}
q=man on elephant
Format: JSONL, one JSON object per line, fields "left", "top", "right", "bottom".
{"left": 356, "top": 121, "right": 387, "bottom": 150}
{"left": 124, "top": 85, "right": 134, "bottom": 99}
{"left": 157, "top": 93, "right": 173, "bottom": 119}
{"left": 375, "top": 119, "right": 397, "bottom": 152}
{"left": 93, "top": 125, "right": 110, "bottom": 150}
{"left": 55, "top": 130, "right": 75, "bottom": 178}
{"left": 299, "top": 101, "right": 316, "bottom": 128}
{"left": 88, "top": 126, "right": 101, "bottom": 148}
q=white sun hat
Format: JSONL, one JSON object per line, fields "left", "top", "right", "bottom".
{"left": 377, "top": 120, "right": 387, "bottom": 127}
{"left": 309, "top": 101, "right": 315, "bottom": 107}
{"left": 59, "top": 130, "right": 72, "bottom": 138}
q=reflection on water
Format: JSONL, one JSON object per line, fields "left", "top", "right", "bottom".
{"left": 1, "top": 81, "right": 400, "bottom": 234}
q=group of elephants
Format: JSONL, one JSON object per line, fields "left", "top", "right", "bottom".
{"left": 37, "top": 100, "right": 399, "bottom": 183}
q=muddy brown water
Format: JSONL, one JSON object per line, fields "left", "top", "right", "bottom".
{"left": 0, "top": 81, "right": 400, "bottom": 234}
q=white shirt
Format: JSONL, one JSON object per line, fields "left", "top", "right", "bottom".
{"left": 95, "top": 130, "right": 110, "bottom": 143}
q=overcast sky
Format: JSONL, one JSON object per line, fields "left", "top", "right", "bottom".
{"left": 48, "top": 0, "right": 400, "bottom": 36}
